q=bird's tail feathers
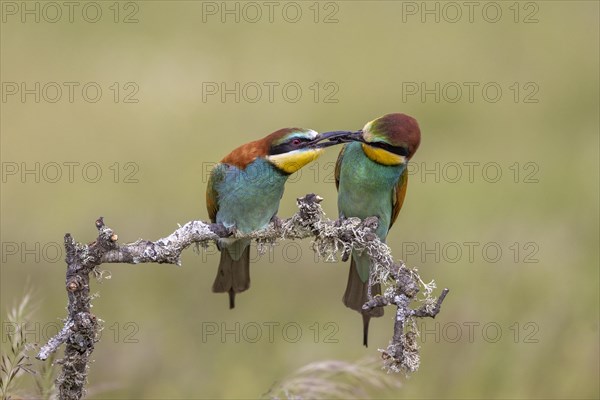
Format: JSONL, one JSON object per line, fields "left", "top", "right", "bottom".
{"left": 343, "top": 256, "right": 383, "bottom": 347}
{"left": 212, "top": 241, "right": 251, "bottom": 309}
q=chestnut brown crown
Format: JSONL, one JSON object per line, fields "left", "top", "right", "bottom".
{"left": 362, "top": 113, "right": 421, "bottom": 159}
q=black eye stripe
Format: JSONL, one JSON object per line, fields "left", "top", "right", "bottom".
{"left": 269, "top": 137, "right": 312, "bottom": 155}
{"left": 270, "top": 143, "right": 293, "bottom": 155}
{"left": 370, "top": 142, "right": 409, "bottom": 157}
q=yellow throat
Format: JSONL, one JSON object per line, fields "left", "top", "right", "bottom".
{"left": 267, "top": 148, "right": 324, "bottom": 174}
{"left": 361, "top": 143, "right": 406, "bottom": 166}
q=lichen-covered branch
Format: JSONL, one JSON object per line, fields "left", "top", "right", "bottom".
{"left": 364, "top": 266, "right": 450, "bottom": 373}
{"left": 36, "top": 194, "right": 448, "bottom": 399}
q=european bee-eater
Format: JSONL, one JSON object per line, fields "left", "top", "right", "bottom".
{"left": 321, "top": 113, "right": 421, "bottom": 346}
{"left": 206, "top": 128, "right": 325, "bottom": 309}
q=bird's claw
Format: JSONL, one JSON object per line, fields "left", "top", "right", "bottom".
{"left": 270, "top": 215, "right": 283, "bottom": 231}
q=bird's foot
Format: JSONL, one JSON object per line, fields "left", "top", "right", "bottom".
{"left": 270, "top": 215, "right": 283, "bottom": 231}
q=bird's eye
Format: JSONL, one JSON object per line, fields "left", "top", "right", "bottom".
{"left": 292, "top": 139, "right": 302, "bottom": 146}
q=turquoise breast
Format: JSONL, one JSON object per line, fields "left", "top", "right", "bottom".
{"left": 215, "top": 158, "right": 288, "bottom": 233}
{"left": 337, "top": 142, "right": 405, "bottom": 240}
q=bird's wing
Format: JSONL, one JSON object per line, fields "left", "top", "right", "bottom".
{"left": 206, "top": 163, "right": 226, "bottom": 223}
{"left": 390, "top": 167, "right": 409, "bottom": 228}
{"left": 334, "top": 144, "right": 348, "bottom": 191}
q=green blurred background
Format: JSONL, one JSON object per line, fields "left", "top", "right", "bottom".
{"left": 1, "top": 1, "right": 598, "bottom": 398}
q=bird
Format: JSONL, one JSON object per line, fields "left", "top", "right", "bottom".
{"left": 329, "top": 113, "right": 421, "bottom": 346}
{"left": 206, "top": 127, "right": 326, "bottom": 309}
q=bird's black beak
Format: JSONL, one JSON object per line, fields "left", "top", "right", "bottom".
{"left": 307, "top": 130, "right": 364, "bottom": 149}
